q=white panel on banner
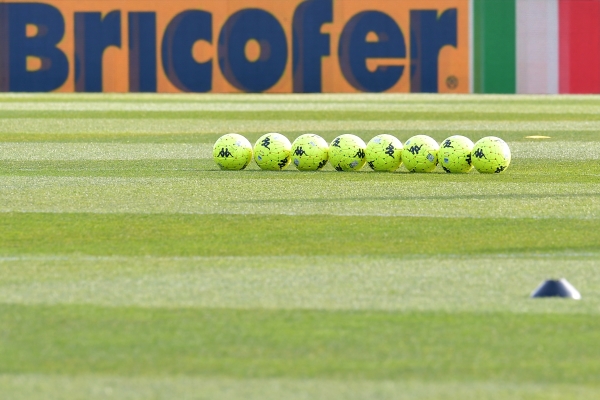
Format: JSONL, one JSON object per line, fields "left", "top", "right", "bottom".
{"left": 516, "top": 0, "right": 559, "bottom": 94}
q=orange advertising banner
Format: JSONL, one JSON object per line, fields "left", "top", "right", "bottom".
{"left": 0, "top": 0, "right": 469, "bottom": 93}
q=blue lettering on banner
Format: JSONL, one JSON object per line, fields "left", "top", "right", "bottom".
{"left": 161, "top": 10, "right": 212, "bottom": 93}
{"left": 338, "top": 11, "right": 406, "bottom": 92}
{"left": 410, "top": 9, "right": 457, "bottom": 93}
{"left": 0, "top": 2, "right": 68, "bottom": 92}
{"left": 129, "top": 12, "right": 156, "bottom": 93}
{"left": 0, "top": 2, "right": 461, "bottom": 93}
{"left": 74, "top": 10, "right": 121, "bottom": 92}
{"left": 292, "top": 0, "right": 332, "bottom": 93}
{"left": 218, "top": 9, "right": 288, "bottom": 92}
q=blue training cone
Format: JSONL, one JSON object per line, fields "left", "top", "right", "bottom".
{"left": 530, "top": 278, "right": 581, "bottom": 300}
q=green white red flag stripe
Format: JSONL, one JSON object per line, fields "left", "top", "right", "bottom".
{"left": 472, "top": 0, "right": 600, "bottom": 94}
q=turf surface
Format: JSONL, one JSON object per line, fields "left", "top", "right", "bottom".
{"left": 0, "top": 94, "right": 599, "bottom": 399}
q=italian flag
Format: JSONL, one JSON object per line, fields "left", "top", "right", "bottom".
{"left": 472, "top": 0, "right": 600, "bottom": 93}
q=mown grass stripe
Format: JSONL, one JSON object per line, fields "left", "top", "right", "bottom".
{"left": 2, "top": 304, "right": 600, "bottom": 383}
{"left": 0, "top": 92, "right": 598, "bottom": 103}
{"left": 0, "top": 101, "right": 599, "bottom": 114}
{"left": 0, "top": 254, "right": 597, "bottom": 313}
{"left": 0, "top": 141, "right": 598, "bottom": 161}
{"left": 3, "top": 110, "right": 600, "bottom": 122}
{"left": 0, "top": 213, "right": 598, "bottom": 257}
{"left": 1, "top": 374, "right": 599, "bottom": 400}
{"left": 3, "top": 119, "right": 600, "bottom": 137}
{"left": 0, "top": 175, "right": 598, "bottom": 218}
{"left": 0, "top": 143, "right": 212, "bottom": 161}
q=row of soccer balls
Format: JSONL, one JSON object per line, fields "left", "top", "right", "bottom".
{"left": 213, "top": 133, "right": 512, "bottom": 173}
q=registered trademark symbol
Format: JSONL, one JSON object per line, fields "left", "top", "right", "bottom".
{"left": 446, "top": 76, "right": 458, "bottom": 90}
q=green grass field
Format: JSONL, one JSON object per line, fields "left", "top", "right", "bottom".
{"left": 1, "top": 94, "right": 599, "bottom": 399}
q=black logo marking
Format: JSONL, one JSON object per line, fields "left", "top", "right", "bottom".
{"left": 335, "top": 164, "right": 343, "bottom": 171}
{"left": 442, "top": 140, "right": 453, "bottom": 148}
{"left": 317, "top": 159, "right": 328, "bottom": 170}
{"left": 495, "top": 165, "right": 506, "bottom": 173}
{"left": 354, "top": 149, "right": 365, "bottom": 158}
{"left": 473, "top": 148, "right": 486, "bottom": 159}
{"left": 407, "top": 145, "right": 422, "bottom": 155}
{"left": 384, "top": 144, "right": 395, "bottom": 157}
{"left": 332, "top": 138, "right": 341, "bottom": 147}
{"left": 466, "top": 154, "right": 472, "bottom": 165}
{"left": 442, "top": 166, "right": 451, "bottom": 173}
{"left": 218, "top": 148, "right": 233, "bottom": 158}
{"left": 278, "top": 157, "right": 289, "bottom": 169}
{"left": 261, "top": 137, "right": 271, "bottom": 150}
{"left": 294, "top": 147, "right": 307, "bottom": 156}
{"left": 367, "top": 161, "right": 375, "bottom": 170}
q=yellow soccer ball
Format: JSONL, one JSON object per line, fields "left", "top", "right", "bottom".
{"left": 291, "top": 134, "right": 329, "bottom": 171}
{"left": 471, "top": 136, "right": 511, "bottom": 174}
{"left": 213, "top": 133, "right": 253, "bottom": 170}
{"left": 329, "top": 134, "right": 367, "bottom": 171}
{"left": 365, "top": 134, "right": 403, "bottom": 172}
{"left": 254, "top": 133, "right": 292, "bottom": 171}
{"left": 438, "top": 135, "right": 474, "bottom": 173}
{"left": 401, "top": 135, "right": 439, "bottom": 173}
